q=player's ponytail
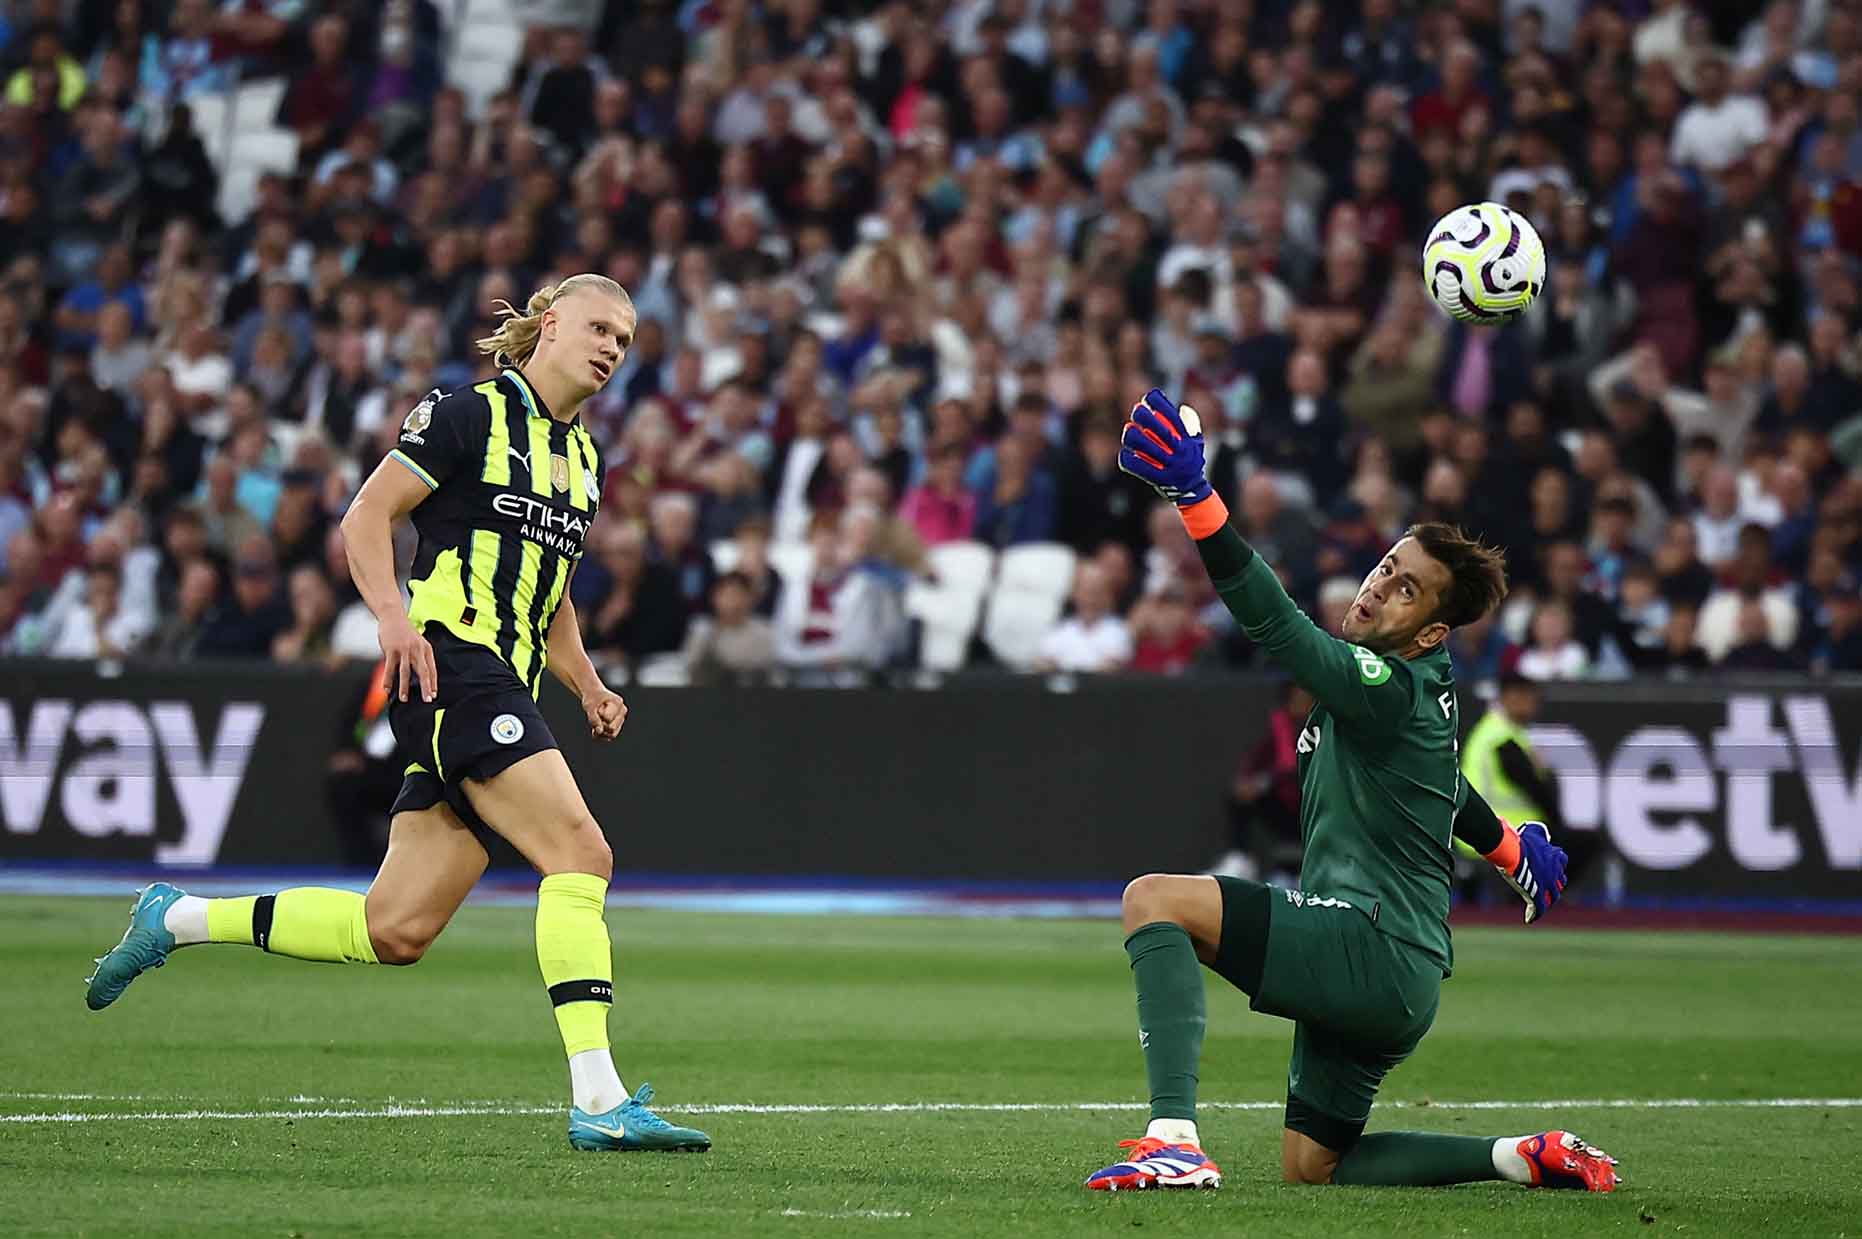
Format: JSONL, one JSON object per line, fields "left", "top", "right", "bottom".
{"left": 475, "top": 273, "right": 630, "bottom": 369}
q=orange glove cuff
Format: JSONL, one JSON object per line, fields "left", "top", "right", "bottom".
{"left": 1177, "top": 493, "right": 1231, "bottom": 540}
{"left": 1483, "top": 822, "right": 1522, "bottom": 870}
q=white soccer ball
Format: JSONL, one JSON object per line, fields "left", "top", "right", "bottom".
{"left": 1421, "top": 201, "right": 1547, "bottom": 325}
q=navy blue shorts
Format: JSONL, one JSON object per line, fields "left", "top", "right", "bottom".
{"left": 387, "top": 629, "right": 558, "bottom": 840}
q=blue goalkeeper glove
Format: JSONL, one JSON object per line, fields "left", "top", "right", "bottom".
{"left": 1117, "top": 389, "right": 1213, "bottom": 507}
{"left": 1493, "top": 820, "right": 1568, "bottom": 925}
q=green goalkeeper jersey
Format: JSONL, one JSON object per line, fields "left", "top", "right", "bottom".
{"left": 1215, "top": 553, "right": 1464, "bottom": 975}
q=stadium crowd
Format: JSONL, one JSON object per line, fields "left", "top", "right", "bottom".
{"left": 0, "top": 0, "right": 1860, "bottom": 687}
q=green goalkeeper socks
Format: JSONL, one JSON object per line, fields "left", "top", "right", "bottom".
{"left": 1125, "top": 922, "right": 1206, "bottom": 1123}
{"left": 1331, "top": 1132, "right": 1504, "bottom": 1186}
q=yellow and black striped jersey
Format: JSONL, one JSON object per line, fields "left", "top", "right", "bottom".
{"left": 386, "top": 367, "right": 604, "bottom": 697}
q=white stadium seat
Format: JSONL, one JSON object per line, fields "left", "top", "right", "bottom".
{"left": 925, "top": 541, "right": 996, "bottom": 602}
{"left": 184, "top": 91, "right": 234, "bottom": 169}
{"left": 994, "top": 542, "right": 1077, "bottom": 601}
{"left": 634, "top": 653, "right": 691, "bottom": 687}
{"left": 709, "top": 540, "right": 742, "bottom": 575}
{"left": 218, "top": 128, "right": 299, "bottom": 221}
{"left": 766, "top": 540, "right": 813, "bottom": 588}
{"left": 229, "top": 127, "right": 299, "bottom": 173}
{"left": 905, "top": 580, "right": 983, "bottom": 672}
{"left": 980, "top": 543, "right": 1078, "bottom": 670}
{"left": 448, "top": 55, "right": 515, "bottom": 112}
{"left": 982, "top": 587, "right": 1068, "bottom": 671}
{"left": 232, "top": 78, "right": 288, "bottom": 130}
{"left": 455, "top": 20, "right": 523, "bottom": 63}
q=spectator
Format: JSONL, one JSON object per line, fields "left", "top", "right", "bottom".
{"left": 1516, "top": 599, "right": 1590, "bottom": 681}
{"left": 648, "top": 490, "right": 715, "bottom": 612}
{"left": 196, "top": 535, "right": 291, "bottom": 658}
{"left": 1238, "top": 471, "right": 1322, "bottom": 601}
{"left": 1691, "top": 464, "right": 1746, "bottom": 567}
{"left": 144, "top": 556, "right": 221, "bottom": 659}
{"left": 1254, "top": 348, "right": 1347, "bottom": 498}
{"left": 681, "top": 571, "right": 776, "bottom": 684}
{"left": 1127, "top": 582, "right": 1210, "bottom": 675}
{"left": 726, "top": 517, "right": 785, "bottom": 619}
{"left": 1719, "top": 597, "right": 1799, "bottom": 670}
{"left": 584, "top": 520, "right": 688, "bottom": 671}
{"left": 900, "top": 440, "right": 978, "bottom": 547}
{"left": 845, "top": 467, "right": 927, "bottom": 579}
{"left": 54, "top": 242, "right": 142, "bottom": 353}
{"left": 1670, "top": 49, "right": 1769, "bottom": 174}
{"left": 1209, "top": 678, "right": 1313, "bottom": 879}
{"left": 5, "top": 22, "right": 87, "bottom": 111}
{"left": 972, "top": 434, "right": 1057, "bottom": 548}
{"left": 278, "top": 12, "right": 363, "bottom": 162}
{"left": 1033, "top": 563, "right": 1132, "bottom": 673}
{"left": 1698, "top": 523, "right": 1800, "bottom": 660}
{"left": 272, "top": 563, "right": 338, "bottom": 662}
{"left": 45, "top": 560, "right": 145, "bottom": 658}
{"left": 1055, "top": 414, "right": 1151, "bottom": 555}
{"left": 53, "top": 104, "right": 140, "bottom": 283}
{"left": 773, "top": 520, "right": 899, "bottom": 673}
{"left": 1814, "top": 585, "right": 1862, "bottom": 673}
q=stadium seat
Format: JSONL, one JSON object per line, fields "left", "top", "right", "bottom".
{"left": 904, "top": 579, "right": 984, "bottom": 672}
{"left": 995, "top": 543, "right": 1077, "bottom": 601}
{"left": 229, "top": 128, "right": 299, "bottom": 174}
{"left": 454, "top": 19, "right": 523, "bottom": 63}
{"left": 981, "top": 586, "right": 1068, "bottom": 671}
{"left": 979, "top": 544, "right": 1076, "bottom": 670}
{"left": 448, "top": 55, "right": 515, "bottom": 112}
{"left": 634, "top": 652, "right": 691, "bottom": 687}
{"left": 185, "top": 91, "right": 235, "bottom": 170}
{"left": 766, "top": 540, "right": 813, "bottom": 589}
{"left": 218, "top": 128, "right": 298, "bottom": 222}
{"left": 232, "top": 78, "right": 288, "bottom": 131}
{"left": 925, "top": 541, "right": 995, "bottom": 602}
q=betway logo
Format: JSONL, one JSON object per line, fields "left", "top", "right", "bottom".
{"left": 1531, "top": 694, "right": 1862, "bottom": 872}
{"left": 0, "top": 700, "right": 263, "bottom": 863}
{"left": 492, "top": 494, "right": 590, "bottom": 537}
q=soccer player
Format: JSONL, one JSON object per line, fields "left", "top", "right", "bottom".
{"left": 1085, "top": 390, "right": 1615, "bottom": 1193}
{"left": 86, "top": 275, "right": 711, "bottom": 1153}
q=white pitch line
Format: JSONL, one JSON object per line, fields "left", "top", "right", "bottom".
{"left": 0, "top": 1104, "right": 561, "bottom": 1124}
{"left": 2, "top": 1098, "right": 1860, "bottom": 1124}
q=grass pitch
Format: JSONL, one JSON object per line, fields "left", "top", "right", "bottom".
{"left": 3, "top": 897, "right": 1858, "bottom": 1237}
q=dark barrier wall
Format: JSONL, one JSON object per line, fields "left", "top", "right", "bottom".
{"left": 3, "top": 660, "right": 1859, "bottom": 896}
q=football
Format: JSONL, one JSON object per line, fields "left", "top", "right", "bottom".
{"left": 1421, "top": 201, "right": 1547, "bottom": 324}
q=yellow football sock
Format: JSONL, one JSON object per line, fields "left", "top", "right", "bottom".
{"left": 536, "top": 872, "right": 614, "bottom": 1058}
{"left": 205, "top": 889, "right": 379, "bottom": 963}
{"left": 205, "top": 896, "right": 257, "bottom": 945}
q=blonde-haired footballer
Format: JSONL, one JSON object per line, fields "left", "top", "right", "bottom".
{"left": 87, "top": 276, "right": 711, "bottom": 1153}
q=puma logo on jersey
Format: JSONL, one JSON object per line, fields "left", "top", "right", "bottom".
{"left": 1297, "top": 725, "right": 1322, "bottom": 755}
{"left": 508, "top": 446, "right": 531, "bottom": 469}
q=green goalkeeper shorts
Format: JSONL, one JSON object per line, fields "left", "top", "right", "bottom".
{"left": 1243, "top": 882, "right": 1444, "bottom": 1150}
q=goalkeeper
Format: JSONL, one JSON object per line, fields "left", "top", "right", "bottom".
{"left": 1085, "top": 390, "right": 1617, "bottom": 1194}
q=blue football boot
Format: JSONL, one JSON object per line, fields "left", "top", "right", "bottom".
{"left": 568, "top": 1083, "right": 711, "bottom": 1152}
{"left": 86, "top": 883, "right": 185, "bottom": 1010}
